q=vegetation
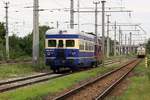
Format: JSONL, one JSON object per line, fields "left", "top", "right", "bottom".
{"left": 0, "top": 22, "right": 6, "bottom": 59}
{"left": 0, "top": 23, "right": 51, "bottom": 59}
{"left": 9, "top": 26, "right": 50, "bottom": 59}
{"left": 0, "top": 63, "right": 50, "bottom": 80}
{"left": 0, "top": 63, "right": 121, "bottom": 100}
{"left": 146, "top": 39, "right": 150, "bottom": 54}
{"left": 0, "top": 64, "right": 35, "bottom": 79}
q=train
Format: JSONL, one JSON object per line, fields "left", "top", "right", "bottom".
{"left": 45, "top": 29, "right": 102, "bottom": 72}
{"left": 137, "top": 46, "right": 146, "bottom": 58}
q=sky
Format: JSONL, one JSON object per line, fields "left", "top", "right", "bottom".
{"left": 0, "top": 0, "right": 149, "bottom": 44}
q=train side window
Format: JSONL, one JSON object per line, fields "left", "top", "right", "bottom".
{"left": 85, "top": 42, "right": 88, "bottom": 50}
{"left": 85, "top": 42, "right": 91, "bottom": 51}
{"left": 66, "top": 40, "right": 75, "bottom": 47}
{"left": 89, "top": 43, "right": 94, "bottom": 51}
{"left": 79, "top": 40, "right": 84, "bottom": 50}
{"left": 48, "top": 40, "right": 56, "bottom": 47}
{"left": 58, "top": 40, "right": 64, "bottom": 47}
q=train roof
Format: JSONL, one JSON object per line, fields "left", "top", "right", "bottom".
{"left": 46, "top": 29, "right": 96, "bottom": 38}
{"left": 46, "top": 29, "right": 78, "bottom": 35}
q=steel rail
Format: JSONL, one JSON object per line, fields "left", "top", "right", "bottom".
{"left": 53, "top": 58, "right": 141, "bottom": 100}
{"left": 0, "top": 59, "right": 31, "bottom": 65}
{"left": 95, "top": 59, "right": 141, "bottom": 100}
{"left": 0, "top": 73, "right": 66, "bottom": 93}
{"left": 0, "top": 72, "right": 53, "bottom": 85}
{"left": 0, "top": 58, "right": 129, "bottom": 93}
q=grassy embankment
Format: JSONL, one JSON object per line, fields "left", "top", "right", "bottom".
{"left": 0, "top": 62, "right": 123, "bottom": 100}
{"left": 108, "top": 57, "right": 150, "bottom": 100}
{"left": 0, "top": 61, "right": 50, "bottom": 80}
{"left": 0, "top": 56, "right": 124, "bottom": 80}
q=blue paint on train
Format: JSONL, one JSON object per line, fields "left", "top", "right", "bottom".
{"left": 45, "top": 48, "right": 96, "bottom": 70}
{"left": 45, "top": 29, "right": 102, "bottom": 72}
{"left": 46, "top": 35, "right": 79, "bottom": 39}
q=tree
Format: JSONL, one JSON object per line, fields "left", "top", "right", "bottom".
{"left": 146, "top": 39, "right": 150, "bottom": 54}
{"left": 9, "top": 34, "right": 26, "bottom": 58}
{"left": 9, "top": 25, "right": 51, "bottom": 59}
{"left": 0, "top": 22, "right": 6, "bottom": 59}
{"left": 39, "top": 26, "right": 50, "bottom": 57}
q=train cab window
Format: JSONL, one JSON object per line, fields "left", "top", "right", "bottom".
{"left": 58, "top": 40, "right": 64, "bottom": 47}
{"left": 48, "top": 40, "right": 56, "bottom": 47}
{"left": 66, "top": 40, "right": 75, "bottom": 47}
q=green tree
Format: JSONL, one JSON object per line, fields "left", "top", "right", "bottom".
{"left": 0, "top": 22, "right": 6, "bottom": 59}
{"left": 146, "top": 39, "right": 150, "bottom": 54}
{"left": 39, "top": 26, "right": 50, "bottom": 57}
{"left": 9, "top": 25, "right": 51, "bottom": 59}
{"left": 9, "top": 34, "right": 26, "bottom": 58}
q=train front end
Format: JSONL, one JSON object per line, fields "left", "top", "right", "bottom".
{"left": 45, "top": 29, "right": 79, "bottom": 72}
{"left": 137, "top": 46, "right": 146, "bottom": 58}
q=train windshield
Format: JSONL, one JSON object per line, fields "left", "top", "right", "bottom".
{"left": 66, "top": 40, "right": 75, "bottom": 47}
{"left": 58, "top": 40, "right": 64, "bottom": 47}
{"left": 48, "top": 40, "right": 56, "bottom": 47}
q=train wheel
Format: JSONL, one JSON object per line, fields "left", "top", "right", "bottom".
{"left": 53, "top": 69, "right": 57, "bottom": 73}
{"left": 91, "top": 62, "right": 96, "bottom": 68}
{"left": 56, "top": 68, "right": 60, "bottom": 73}
{"left": 52, "top": 68, "right": 60, "bottom": 73}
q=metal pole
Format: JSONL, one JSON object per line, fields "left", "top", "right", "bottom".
{"left": 101, "top": 0, "right": 106, "bottom": 67}
{"left": 5, "top": 2, "right": 9, "bottom": 59}
{"left": 70, "top": 0, "right": 74, "bottom": 29}
{"left": 93, "top": 1, "right": 100, "bottom": 67}
{"left": 120, "top": 29, "right": 123, "bottom": 55}
{"left": 77, "top": 0, "right": 80, "bottom": 31}
{"left": 114, "top": 21, "right": 117, "bottom": 56}
{"left": 129, "top": 32, "right": 132, "bottom": 53}
{"left": 56, "top": 21, "right": 59, "bottom": 28}
{"left": 125, "top": 34, "right": 127, "bottom": 54}
{"left": 33, "top": 0, "right": 39, "bottom": 65}
{"left": 106, "top": 15, "right": 110, "bottom": 58}
{"left": 119, "top": 26, "right": 121, "bottom": 55}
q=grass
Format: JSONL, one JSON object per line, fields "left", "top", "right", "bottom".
{"left": 107, "top": 58, "right": 150, "bottom": 100}
{"left": 0, "top": 63, "right": 121, "bottom": 100}
{"left": 0, "top": 63, "right": 50, "bottom": 80}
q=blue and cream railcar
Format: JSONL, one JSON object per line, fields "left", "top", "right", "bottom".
{"left": 45, "top": 29, "right": 102, "bottom": 72}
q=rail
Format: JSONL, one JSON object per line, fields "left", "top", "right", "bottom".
{"left": 53, "top": 58, "right": 141, "bottom": 100}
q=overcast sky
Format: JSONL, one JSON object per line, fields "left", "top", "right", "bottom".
{"left": 0, "top": 0, "right": 149, "bottom": 44}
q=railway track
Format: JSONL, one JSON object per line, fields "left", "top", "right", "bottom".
{"left": 0, "top": 59, "right": 129, "bottom": 93}
{"left": 53, "top": 58, "right": 141, "bottom": 100}
{"left": 0, "top": 57, "right": 123, "bottom": 65}
{"left": 0, "top": 59, "right": 31, "bottom": 65}
{"left": 0, "top": 72, "right": 66, "bottom": 93}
